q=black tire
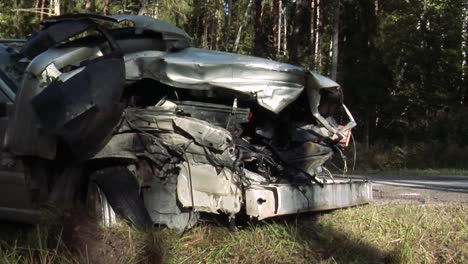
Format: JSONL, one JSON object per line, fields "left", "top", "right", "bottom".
{"left": 91, "top": 166, "right": 153, "bottom": 230}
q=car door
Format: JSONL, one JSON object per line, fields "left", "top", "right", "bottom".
{"left": 0, "top": 57, "right": 41, "bottom": 224}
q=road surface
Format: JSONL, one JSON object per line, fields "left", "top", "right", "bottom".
{"left": 349, "top": 174, "right": 468, "bottom": 204}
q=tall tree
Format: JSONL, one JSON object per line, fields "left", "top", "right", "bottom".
{"left": 330, "top": 0, "right": 340, "bottom": 80}
{"left": 254, "top": 0, "right": 264, "bottom": 56}
{"left": 315, "top": 0, "right": 323, "bottom": 70}
{"left": 103, "top": 0, "right": 110, "bottom": 15}
{"left": 309, "top": 0, "right": 317, "bottom": 69}
{"left": 234, "top": 0, "right": 253, "bottom": 53}
{"left": 289, "top": 0, "right": 306, "bottom": 64}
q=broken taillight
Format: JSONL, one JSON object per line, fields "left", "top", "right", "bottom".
{"left": 247, "top": 112, "right": 253, "bottom": 122}
{"left": 338, "top": 125, "right": 352, "bottom": 147}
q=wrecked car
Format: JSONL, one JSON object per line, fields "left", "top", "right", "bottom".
{"left": 0, "top": 14, "right": 371, "bottom": 231}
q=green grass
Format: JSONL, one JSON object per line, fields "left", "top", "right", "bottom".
{"left": 1, "top": 203, "right": 467, "bottom": 263}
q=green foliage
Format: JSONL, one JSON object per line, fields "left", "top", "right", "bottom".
{"left": 0, "top": 0, "right": 39, "bottom": 38}
{"left": 0, "top": 0, "right": 466, "bottom": 166}
{"left": 349, "top": 142, "right": 468, "bottom": 170}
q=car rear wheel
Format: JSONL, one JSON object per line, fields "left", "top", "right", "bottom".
{"left": 89, "top": 166, "right": 153, "bottom": 230}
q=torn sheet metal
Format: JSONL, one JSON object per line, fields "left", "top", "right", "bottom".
{"left": 172, "top": 117, "right": 232, "bottom": 151}
{"left": 6, "top": 25, "right": 124, "bottom": 159}
{"left": 177, "top": 162, "right": 242, "bottom": 215}
{"left": 143, "top": 172, "right": 198, "bottom": 231}
{"left": 279, "top": 142, "right": 333, "bottom": 174}
{"left": 245, "top": 180, "right": 372, "bottom": 220}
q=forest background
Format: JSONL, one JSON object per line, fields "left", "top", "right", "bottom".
{"left": 0, "top": 0, "right": 467, "bottom": 170}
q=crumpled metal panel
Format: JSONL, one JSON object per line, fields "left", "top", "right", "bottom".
{"left": 280, "top": 141, "right": 333, "bottom": 174}
{"left": 123, "top": 48, "right": 347, "bottom": 116}
{"left": 177, "top": 162, "right": 242, "bottom": 215}
{"left": 245, "top": 180, "right": 372, "bottom": 220}
{"left": 144, "top": 172, "right": 198, "bottom": 231}
{"left": 5, "top": 44, "right": 124, "bottom": 159}
{"left": 91, "top": 133, "right": 138, "bottom": 161}
{"left": 173, "top": 117, "right": 232, "bottom": 151}
{"left": 123, "top": 49, "right": 306, "bottom": 113}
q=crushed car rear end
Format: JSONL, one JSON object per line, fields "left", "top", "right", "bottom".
{"left": 1, "top": 14, "right": 371, "bottom": 230}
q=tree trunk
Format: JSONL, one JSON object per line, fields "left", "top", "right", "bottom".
{"left": 254, "top": 0, "right": 264, "bottom": 56}
{"left": 35, "top": 0, "right": 40, "bottom": 19}
{"left": 330, "top": 0, "right": 340, "bottom": 80}
{"left": 138, "top": 0, "right": 149, "bottom": 15}
{"left": 52, "top": 0, "right": 61, "bottom": 16}
{"left": 276, "top": 0, "right": 281, "bottom": 55}
{"left": 283, "top": 5, "right": 287, "bottom": 55}
{"left": 289, "top": 0, "right": 306, "bottom": 64}
{"left": 85, "top": 0, "right": 92, "bottom": 13}
{"left": 234, "top": 0, "right": 253, "bottom": 53}
{"left": 228, "top": 0, "right": 232, "bottom": 28}
{"left": 103, "top": 0, "right": 110, "bottom": 15}
{"left": 225, "top": 0, "right": 232, "bottom": 50}
{"left": 40, "top": 0, "right": 45, "bottom": 20}
{"left": 154, "top": 0, "right": 160, "bottom": 18}
{"left": 215, "top": 3, "right": 223, "bottom": 50}
{"left": 315, "top": 0, "right": 322, "bottom": 70}
{"left": 211, "top": 2, "right": 221, "bottom": 50}
{"left": 201, "top": 1, "right": 209, "bottom": 49}
{"left": 461, "top": 2, "right": 468, "bottom": 105}
{"left": 202, "top": 15, "right": 209, "bottom": 48}
{"left": 309, "top": 0, "right": 317, "bottom": 69}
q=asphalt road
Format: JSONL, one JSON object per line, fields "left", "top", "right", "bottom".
{"left": 349, "top": 174, "right": 468, "bottom": 204}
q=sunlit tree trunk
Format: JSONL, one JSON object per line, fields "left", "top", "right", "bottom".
{"left": 315, "top": 0, "right": 322, "bottom": 70}
{"left": 283, "top": 4, "right": 287, "bottom": 55}
{"left": 309, "top": 0, "right": 316, "bottom": 69}
{"left": 276, "top": 0, "right": 281, "bottom": 55}
{"left": 85, "top": 0, "right": 92, "bottom": 13}
{"left": 35, "top": 0, "right": 40, "bottom": 19}
{"left": 40, "top": 0, "right": 45, "bottom": 20}
{"left": 139, "top": 0, "right": 149, "bottom": 15}
{"left": 103, "top": 0, "right": 110, "bottom": 15}
{"left": 54, "top": 0, "right": 60, "bottom": 16}
{"left": 234, "top": 0, "right": 253, "bottom": 53}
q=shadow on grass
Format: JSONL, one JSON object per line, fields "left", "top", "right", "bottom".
{"left": 1, "top": 211, "right": 402, "bottom": 264}
{"left": 260, "top": 213, "right": 403, "bottom": 264}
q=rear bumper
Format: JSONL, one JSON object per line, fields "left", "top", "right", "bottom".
{"left": 245, "top": 180, "right": 372, "bottom": 220}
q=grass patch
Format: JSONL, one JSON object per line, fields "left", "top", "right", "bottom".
{"left": 1, "top": 203, "right": 467, "bottom": 263}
